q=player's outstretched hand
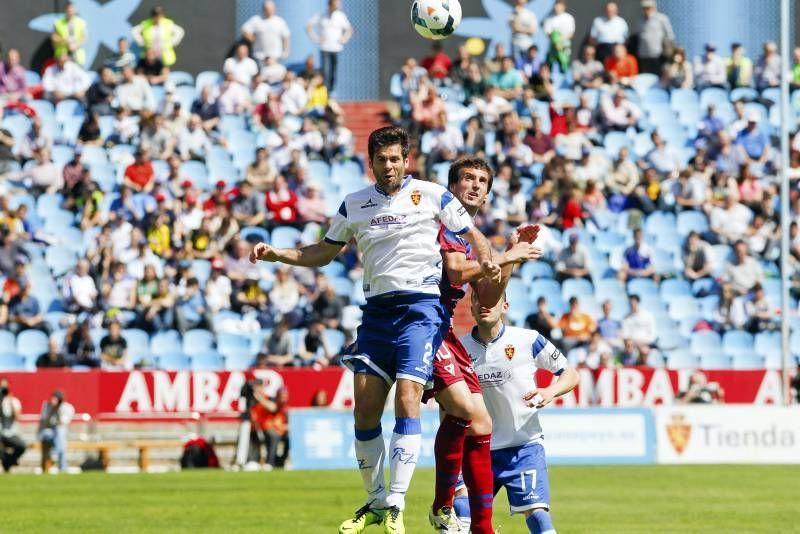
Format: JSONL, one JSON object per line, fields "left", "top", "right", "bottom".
{"left": 523, "top": 388, "right": 554, "bottom": 409}
{"left": 507, "top": 242, "right": 544, "bottom": 264}
{"left": 250, "top": 242, "right": 273, "bottom": 264}
{"left": 481, "top": 260, "right": 502, "bottom": 283}
{"left": 515, "top": 224, "right": 540, "bottom": 244}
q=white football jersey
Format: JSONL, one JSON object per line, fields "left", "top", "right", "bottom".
{"left": 460, "top": 325, "right": 569, "bottom": 451}
{"left": 325, "top": 176, "right": 473, "bottom": 299}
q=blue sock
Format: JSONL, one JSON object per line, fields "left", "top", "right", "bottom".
{"left": 453, "top": 494, "right": 470, "bottom": 520}
{"left": 526, "top": 509, "right": 555, "bottom": 534}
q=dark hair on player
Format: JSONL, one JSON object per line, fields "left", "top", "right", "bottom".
{"left": 447, "top": 157, "right": 495, "bottom": 192}
{"left": 367, "top": 126, "right": 410, "bottom": 162}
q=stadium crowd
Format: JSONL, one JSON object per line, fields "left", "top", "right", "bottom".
{"left": 0, "top": 0, "right": 798, "bottom": 377}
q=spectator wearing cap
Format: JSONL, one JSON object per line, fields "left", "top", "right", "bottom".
{"left": 636, "top": 0, "right": 674, "bottom": 75}
{"left": 178, "top": 114, "right": 212, "bottom": 161}
{"left": 559, "top": 296, "right": 596, "bottom": 352}
{"left": 115, "top": 64, "right": 157, "bottom": 113}
{"left": 224, "top": 42, "right": 260, "bottom": 86}
{"left": 242, "top": 1, "right": 291, "bottom": 64}
{"left": 51, "top": 1, "right": 87, "bottom": 66}
{"left": 556, "top": 233, "right": 592, "bottom": 282}
{"left": 105, "top": 37, "right": 137, "bottom": 74}
{"left": 421, "top": 42, "right": 452, "bottom": 80}
{"left": 205, "top": 259, "right": 233, "bottom": 314}
{"left": 542, "top": 0, "right": 575, "bottom": 73}
{"left": 0, "top": 49, "right": 26, "bottom": 100}
{"left": 123, "top": 148, "right": 155, "bottom": 193}
{"left": 694, "top": 44, "right": 727, "bottom": 89}
{"left": 137, "top": 47, "right": 169, "bottom": 86}
{"left": 590, "top": 2, "right": 629, "bottom": 63}
{"left": 175, "top": 277, "right": 207, "bottom": 333}
{"left": 131, "top": 6, "right": 185, "bottom": 68}
{"left": 604, "top": 43, "right": 639, "bottom": 86}
{"left": 735, "top": 111, "right": 771, "bottom": 175}
{"left": 723, "top": 241, "right": 764, "bottom": 296}
{"left": 619, "top": 228, "right": 656, "bottom": 282}
{"left": 572, "top": 45, "right": 605, "bottom": 88}
{"left": 755, "top": 41, "right": 781, "bottom": 90}
{"left": 726, "top": 43, "right": 753, "bottom": 88}
{"left": 42, "top": 50, "right": 90, "bottom": 103}
{"left": 203, "top": 180, "right": 232, "bottom": 213}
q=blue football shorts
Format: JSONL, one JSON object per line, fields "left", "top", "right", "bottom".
{"left": 491, "top": 442, "right": 551, "bottom": 514}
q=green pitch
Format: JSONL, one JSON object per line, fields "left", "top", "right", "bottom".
{"left": 1, "top": 465, "right": 796, "bottom": 533}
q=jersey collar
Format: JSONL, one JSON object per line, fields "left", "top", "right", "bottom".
{"left": 471, "top": 324, "right": 506, "bottom": 347}
{"left": 374, "top": 175, "right": 412, "bottom": 198}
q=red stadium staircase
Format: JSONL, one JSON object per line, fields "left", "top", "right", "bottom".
{"left": 340, "top": 101, "right": 392, "bottom": 163}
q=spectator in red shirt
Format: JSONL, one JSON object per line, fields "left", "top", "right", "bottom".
{"left": 420, "top": 42, "right": 453, "bottom": 79}
{"left": 559, "top": 187, "right": 585, "bottom": 229}
{"left": 265, "top": 174, "right": 299, "bottom": 228}
{"left": 123, "top": 148, "right": 155, "bottom": 193}
{"left": 604, "top": 43, "right": 639, "bottom": 86}
{"left": 203, "top": 180, "right": 232, "bottom": 212}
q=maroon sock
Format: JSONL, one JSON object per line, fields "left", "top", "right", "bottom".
{"left": 463, "top": 434, "right": 494, "bottom": 534}
{"left": 431, "top": 414, "right": 471, "bottom": 512}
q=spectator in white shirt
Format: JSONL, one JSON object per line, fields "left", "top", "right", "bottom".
{"left": 4, "top": 148, "right": 63, "bottom": 195}
{"left": 115, "top": 64, "right": 156, "bottom": 113}
{"left": 306, "top": 0, "right": 353, "bottom": 91}
{"left": 600, "top": 89, "right": 641, "bottom": 132}
{"left": 179, "top": 114, "right": 212, "bottom": 161}
{"left": 241, "top": 1, "right": 291, "bottom": 63}
{"left": 205, "top": 259, "right": 233, "bottom": 313}
{"left": 509, "top": 0, "right": 538, "bottom": 61}
{"left": 217, "top": 72, "right": 252, "bottom": 115}
{"left": 590, "top": 2, "right": 629, "bottom": 62}
{"left": 42, "top": 51, "right": 90, "bottom": 103}
{"left": 694, "top": 43, "right": 727, "bottom": 89}
{"left": 224, "top": 43, "right": 260, "bottom": 86}
{"left": 63, "top": 259, "right": 97, "bottom": 313}
{"left": 621, "top": 294, "right": 656, "bottom": 352}
{"left": 280, "top": 71, "right": 309, "bottom": 116}
{"left": 261, "top": 56, "right": 288, "bottom": 86}
{"left": 710, "top": 195, "right": 753, "bottom": 244}
{"left": 723, "top": 240, "right": 764, "bottom": 296}
{"left": 755, "top": 41, "right": 781, "bottom": 90}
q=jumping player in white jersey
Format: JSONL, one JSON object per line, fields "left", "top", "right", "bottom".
{"left": 250, "top": 127, "right": 499, "bottom": 534}
{"left": 458, "top": 291, "right": 579, "bottom": 534}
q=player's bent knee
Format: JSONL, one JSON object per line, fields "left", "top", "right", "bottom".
{"left": 394, "top": 379, "right": 424, "bottom": 417}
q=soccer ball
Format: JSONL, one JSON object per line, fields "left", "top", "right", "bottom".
{"left": 411, "top": 0, "right": 462, "bottom": 40}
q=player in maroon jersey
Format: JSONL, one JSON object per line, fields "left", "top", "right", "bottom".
{"left": 425, "top": 157, "right": 541, "bottom": 533}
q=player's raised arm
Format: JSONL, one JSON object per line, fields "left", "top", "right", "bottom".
{"left": 249, "top": 239, "right": 342, "bottom": 267}
{"left": 474, "top": 223, "right": 543, "bottom": 308}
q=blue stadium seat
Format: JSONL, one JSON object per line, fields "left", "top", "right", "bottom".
{"left": 731, "top": 353, "right": 764, "bottom": 370}
{"left": 676, "top": 210, "right": 709, "bottom": 236}
{"left": 763, "top": 349, "right": 784, "bottom": 370}
{"left": 519, "top": 261, "right": 554, "bottom": 281}
{"left": 36, "top": 193, "right": 64, "bottom": 218}
{"left": 730, "top": 87, "right": 758, "bottom": 102}
{"left": 150, "top": 330, "right": 182, "bottom": 356}
{"left": 722, "top": 330, "right": 754, "bottom": 356}
{"left": 122, "top": 329, "right": 150, "bottom": 360}
{"left": 45, "top": 246, "right": 78, "bottom": 277}
{"left": 627, "top": 278, "right": 658, "bottom": 297}
{"left": 754, "top": 331, "right": 780, "bottom": 357}
{"left": 657, "top": 331, "right": 688, "bottom": 351}
{"left": 0, "top": 330, "right": 16, "bottom": 352}
{"left": 319, "top": 261, "right": 346, "bottom": 280}
{"left": 174, "top": 86, "right": 197, "bottom": 109}
{"left": 699, "top": 353, "right": 732, "bottom": 369}
{"left": 308, "top": 160, "right": 331, "bottom": 182}
{"left": 55, "top": 99, "right": 85, "bottom": 121}
{"left": 689, "top": 331, "right": 722, "bottom": 355}
{"left": 191, "top": 350, "right": 225, "bottom": 370}
{"left": 641, "top": 87, "right": 669, "bottom": 105}
{"left": 603, "top": 131, "right": 631, "bottom": 156}
{"left": 699, "top": 87, "right": 729, "bottom": 109}
{"left": 669, "top": 296, "right": 701, "bottom": 321}
{"left": 195, "top": 71, "right": 222, "bottom": 90}
{"left": 0, "top": 353, "right": 26, "bottom": 371}
{"left": 225, "top": 351, "right": 254, "bottom": 371}
{"left": 240, "top": 226, "right": 270, "bottom": 245}
{"left": 561, "top": 278, "right": 593, "bottom": 301}
{"left": 691, "top": 277, "right": 718, "bottom": 297}
{"left": 529, "top": 279, "right": 561, "bottom": 302}
{"left": 323, "top": 329, "right": 346, "bottom": 354}
{"left": 212, "top": 311, "right": 243, "bottom": 334}
{"left": 16, "top": 329, "right": 49, "bottom": 358}
{"left": 666, "top": 350, "right": 698, "bottom": 369}
{"left": 271, "top": 226, "right": 302, "bottom": 249}
{"left": 217, "top": 332, "right": 250, "bottom": 357}
{"left": 645, "top": 350, "right": 666, "bottom": 368}
{"left": 183, "top": 329, "right": 216, "bottom": 355}
{"left": 331, "top": 277, "right": 353, "bottom": 299}
{"left": 169, "top": 70, "right": 194, "bottom": 87}
{"left": 180, "top": 161, "right": 210, "bottom": 190}
{"left": 594, "top": 279, "right": 623, "bottom": 301}
{"left": 156, "top": 352, "right": 192, "bottom": 370}
{"left": 506, "top": 298, "right": 537, "bottom": 326}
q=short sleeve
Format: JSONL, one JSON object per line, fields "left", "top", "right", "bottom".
{"left": 532, "top": 332, "right": 569, "bottom": 375}
{"left": 323, "top": 201, "right": 353, "bottom": 246}
{"left": 438, "top": 190, "right": 473, "bottom": 235}
{"left": 241, "top": 15, "right": 257, "bottom": 34}
{"left": 438, "top": 226, "right": 468, "bottom": 254}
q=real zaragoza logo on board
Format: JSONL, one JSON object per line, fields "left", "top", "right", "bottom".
{"left": 666, "top": 413, "right": 692, "bottom": 455}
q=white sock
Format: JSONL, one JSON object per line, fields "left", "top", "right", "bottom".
{"left": 385, "top": 417, "right": 422, "bottom": 511}
{"left": 354, "top": 425, "right": 387, "bottom": 508}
